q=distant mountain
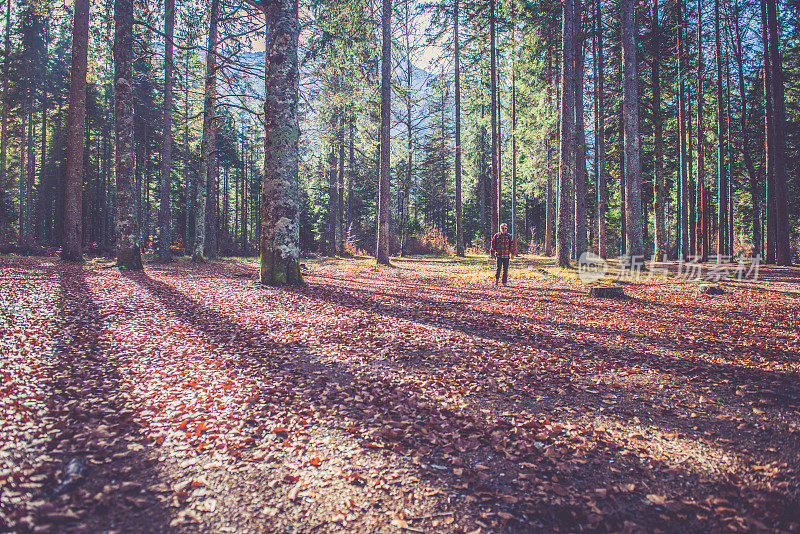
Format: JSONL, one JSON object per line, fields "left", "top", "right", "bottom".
{"left": 232, "top": 49, "right": 451, "bottom": 143}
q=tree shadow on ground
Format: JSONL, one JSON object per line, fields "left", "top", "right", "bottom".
{"left": 300, "top": 271, "right": 800, "bottom": 385}
{"left": 12, "top": 264, "right": 176, "bottom": 533}
{"left": 126, "top": 264, "right": 799, "bottom": 532}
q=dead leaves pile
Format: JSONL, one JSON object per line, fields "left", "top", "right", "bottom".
{"left": 1, "top": 256, "right": 798, "bottom": 533}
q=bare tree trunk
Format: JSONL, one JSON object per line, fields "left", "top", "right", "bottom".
{"left": 557, "top": 0, "right": 575, "bottom": 267}
{"left": 25, "top": 112, "right": 34, "bottom": 244}
{"left": 193, "top": 0, "right": 219, "bottom": 262}
{"left": 328, "top": 136, "right": 338, "bottom": 255}
{"left": 489, "top": 0, "right": 498, "bottom": 236}
{"left": 511, "top": 23, "right": 517, "bottom": 248}
{"left": 454, "top": 0, "right": 464, "bottom": 256}
{"left": 731, "top": 0, "right": 759, "bottom": 256}
{"left": 376, "top": 0, "right": 391, "bottom": 265}
{"left": 696, "top": 0, "right": 708, "bottom": 261}
{"left": 401, "top": 1, "right": 413, "bottom": 257}
{"left": 760, "top": 0, "right": 775, "bottom": 263}
{"left": 338, "top": 119, "right": 345, "bottom": 255}
{"left": 573, "top": 31, "right": 588, "bottom": 259}
{"left": 619, "top": 102, "right": 625, "bottom": 256}
{"left": 241, "top": 135, "right": 248, "bottom": 252}
{"left": 766, "top": 0, "right": 790, "bottom": 265}
{"left": 61, "top": 0, "right": 89, "bottom": 261}
{"left": 478, "top": 104, "right": 486, "bottom": 242}
{"left": 652, "top": 0, "right": 666, "bottom": 258}
{"left": 678, "top": 0, "right": 689, "bottom": 259}
{"left": 545, "top": 144, "right": 554, "bottom": 255}
{"left": 688, "top": 78, "right": 696, "bottom": 255}
{"left": 574, "top": 21, "right": 587, "bottom": 260}
{"left": 114, "top": 0, "right": 143, "bottom": 270}
{"left": 184, "top": 51, "right": 194, "bottom": 255}
{"left": 714, "top": 0, "right": 726, "bottom": 257}
{"left": 348, "top": 115, "right": 357, "bottom": 236}
{"left": 726, "top": 47, "right": 734, "bottom": 255}
{"left": 157, "top": 0, "right": 174, "bottom": 261}
{"left": 498, "top": 68, "right": 502, "bottom": 228}
{"left": 593, "top": 0, "right": 606, "bottom": 258}
{"left": 621, "top": 0, "right": 644, "bottom": 262}
{"left": 206, "top": 148, "right": 218, "bottom": 258}
{"left": 18, "top": 98, "right": 27, "bottom": 245}
{"left": 0, "top": 0, "right": 11, "bottom": 238}
{"left": 37, "top": 64, "right": 47, "bottom": 243}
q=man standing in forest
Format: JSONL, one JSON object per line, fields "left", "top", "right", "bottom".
{"left": 491, "top": 223, "right": 516, "bottom": 286}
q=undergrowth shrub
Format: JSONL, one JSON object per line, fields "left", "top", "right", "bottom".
{"left": 405, "top": 228, "right": 455, "bottom": 256}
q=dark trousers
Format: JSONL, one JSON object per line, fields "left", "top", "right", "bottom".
{"left": 495, "top": 257, "right": 510, "bottom": 284}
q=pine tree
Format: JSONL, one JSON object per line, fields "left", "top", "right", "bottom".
{"left": 114, "top": 0, "right": 143, "bottom": 270}
{"left": 61, "top": 0, "right": 89, "bottom": 261}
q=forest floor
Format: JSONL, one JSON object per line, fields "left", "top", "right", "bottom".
{"left": 2, "top": 253, "right": 799, "bottom": 533}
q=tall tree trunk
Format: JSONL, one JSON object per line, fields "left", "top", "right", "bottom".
{"left": 0, "top": 0, "right": 11, "bottom": 238}
{"left": 25, "top": 112, "right": 34, "bottom": 243}
{"left": 454, "top": 0, "right": 464, "bottom": 256}
{"left": 726, "top": 47, "right": 734, "bottom": 255}
{"left": 760, "top": 0, "right": 775, "bottom": 263}
{"left": 652, "top": 0, "right": 665, "bottom": 258}
{"left": 158, "top": 0, "right": 174, "bottom": 261}
{"left": 206, "top": 149, "right": 218, "bottom": 258}
{"left": 338, "top": 119, "right": 345, "bottom": 255}
{"left": 193, "top": 0, "right": 219, "bottom": 262}
{"left": 715, "top": 0, "right": 726, "bottom": 257}
{"left": 144, "top": 132, "right": 152, "bottom": 249}
{"left": 328, "top": 141, "right": 338, "bottom": 255}
{"left": 184, "top": 51, "right": 194, "bottom": 255}
{"left": 38, "top": 67, "right": 47, "bottom": 243}
{"left": 498, "top": 67, "right": 503, "bottom": 227}
{"left": 574, "top": 25, "right": 587, "bottom": 260}
{"left": 511, "top": 24, "right": 517, "bottom": 248}
{"left": 731, "top": 0, "right": 759, "bottom": 256}
{"left": 619, "top": 100, "right": 625, "bottom": 256}
{"left": 241, "top": 136, "right": 248, "bottom": 252}
{"left": 696, "top": 0, "right": 707, "bottom": 261}
{"left": 376, "top": 0, "right": 391, "bottom": 265}
{"left": 348, "top": 115, "right": 357, "bottom": 236}
{"left": 61, "top": 0, "right": 90, "bottom": 261}
{"left": 18, "top": 100, "right": 27, "bottom": 245}
{"left": 489, "top": 0, "right": 498, "bottom": 236}
{"left": 688, "top": 87, "right": 696, "bottom": 257}
{"left": 478, "top": 104, "right": 486, "bottom": 242}
{"left": 621, "top": 0, "right": 644, "bottom": 262}
{"left": 557, "top": 0, "right": 575, "bottom": 267}
{"left": 114, "top": 0, "right": 143, "bottom": 270}
{"left": 545, "top": 160, "right": 553, "bottom": 254}
{"left": 593, "top": 0, "right": 606, "bottom": 258}
{"left": 256, "top": 0, "right": 302, "bottom": 284}
{"left": 678, "top": 0, "right": 689, "bottom": 259}
{"left": 766, "top": 0, "right": 790, "bottom": 265}
{"left": 401, "top": 2, "right": 413, "bottom": 257}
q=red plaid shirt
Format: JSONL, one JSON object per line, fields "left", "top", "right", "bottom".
{"left": 491, "top": 232, "right": 516, "bottom": 259}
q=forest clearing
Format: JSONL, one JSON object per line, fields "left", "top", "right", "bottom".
{"left": 2, "top": 254, "right": 799, "bottom": 533}
{"left": 2, "top": 0, "right": 800, "bottom": 527}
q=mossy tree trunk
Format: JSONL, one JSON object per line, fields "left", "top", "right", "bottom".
{"left": 114, "top": 0, "right": 143, "bottom": 270}
{"left": 253, "top": 0, "right": 303, "bottom": 286}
